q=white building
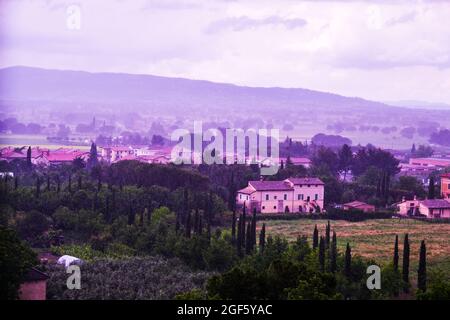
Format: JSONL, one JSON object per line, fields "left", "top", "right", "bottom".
{"left": 236, "top": 177, "right": 325, "bottom": 214}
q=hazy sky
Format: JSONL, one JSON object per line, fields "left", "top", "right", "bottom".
{"left": 1, "top": 0, "right": 450, "bottom": 105}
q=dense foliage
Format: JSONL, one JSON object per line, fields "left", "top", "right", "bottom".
{"left": 0, "top": 227, "right": 37, "bottom": 299}
{"left": 46, "top": 256, "right": 212, "bottom": 300}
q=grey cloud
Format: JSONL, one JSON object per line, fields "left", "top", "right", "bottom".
{"left": 206, "top": 15, "right": 307, "bottom": 34}
{"left": 386, "top": 11, "right": 417, "bottom": 26}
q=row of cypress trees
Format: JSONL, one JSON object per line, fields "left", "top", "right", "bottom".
{"left": 313, "top": 222, "right": 352, "bottom": 277}
{"left": 393, "top": 233, "right": 427, "bottom": 293}
{"left": 231, "top": 203, "right": 267, "bottom": 257}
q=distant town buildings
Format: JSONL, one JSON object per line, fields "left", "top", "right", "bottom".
{"left": 342, "top": 201, "right": 375, "bottom": 213}
{"left": 236, "top": 177, "right": 324, "bottom": 214}
{"left": 409, "top": 157, "right": 450, "bottom": 168}
{"left": 442, "top": 173, "right": 450, "bottom": 199}
{"left": 0, "top": 146, "right": 89, "bottom": 166}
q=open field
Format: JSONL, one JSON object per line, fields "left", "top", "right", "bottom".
{"left": 259, "top": 218, "right": 450, "bottom": 272}
{"left": 0, "top": 134, "right": 90, "bottom": 150}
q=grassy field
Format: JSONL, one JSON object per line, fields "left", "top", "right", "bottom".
{"left": 259, "top": 218, "right": 450, "bottom": 272}
{"left": 0, "top": 134, "right": 90, "bottom": 150}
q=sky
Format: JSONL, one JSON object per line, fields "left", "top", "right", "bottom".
{"left": 1, "top": 0, "right": 450, "bottom": 105}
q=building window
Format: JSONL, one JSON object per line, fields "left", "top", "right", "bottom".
{"left": 239, "top": 194, "right": 242, "bottom": 200}
{"left": 315, "top": 194, "right": 318, "bottom": 200}
{"left": 273, "top": 206, "right": 276, "bottom": 209}
{"left": 262, "top": 206, "right": 265, "bottom": 210}
{"left": 307, "top": 184, "right": 311, "bottom": 187}
{"left": 298, "top": 194, "right": 304, "bottom": 200}
{"left": 284, "top": 194, "right": 287, "bottom": 200}
{"left": 266, "top": 194, "right": 269, "bottom": 201}
{"left": 274, "top": 195, "right": 277, "bottom": 200}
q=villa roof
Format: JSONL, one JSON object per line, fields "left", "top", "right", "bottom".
{"left": 421, "top": 199, "right": 450, "bottom": 209}
{"left": 45, "top": 151, "right": 88, "bottom": 162}
{"left": 248, "top": 180, "right": 292, "bottom": 191}
{"left": 22, "top": 267, "right": 49, "bottom": 282}
{"left": 344, "top": 201, "right": 374, "bottom": 208}
{"left": 237, "top": 186, "right": 256, "bottom": 195}
{"left": 286, "top": 177, "right": 324, "bottom": 185}
{"left": 442, "top": 173, "right": 450, "bottom": 179}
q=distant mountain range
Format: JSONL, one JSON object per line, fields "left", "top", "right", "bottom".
{"left": 0, "top": 66, "right": 400, "bottom": 114}
{"left": 384, "top": 100, "right": 450, "bottom": 110}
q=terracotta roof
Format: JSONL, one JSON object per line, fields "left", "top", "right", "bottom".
{"left": 22, "top": 267, "right": 49, "bottom": 282}
{"left": 442, "top": 173, "right": 450, "bottom": 179}
{"left": 237, "top": 186, "right": 256, "bottom": 195}
{"left": 421, "top": 199, "right": 450, "bottom": 209}
{"left": 249, "top": 180, "right": 292, "bottom": 191}
{"left": 344, "top": 201, "right": 374, "bottom": 208}
{"left": 45, "top": 152, "right": 88, "bottom": 162}
{"left": 286, "top": 177, "right": 324, "bottom": 185}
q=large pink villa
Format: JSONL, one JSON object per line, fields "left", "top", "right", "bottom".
{"left": 236, "top": 177, "right": 324, "bottom": 214}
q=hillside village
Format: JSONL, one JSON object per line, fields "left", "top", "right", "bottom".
{"left": 2, "top": 142, "right": 450, "bottom": 219}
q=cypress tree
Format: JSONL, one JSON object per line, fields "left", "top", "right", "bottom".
{"left": 139, "top": 208, "right": 144, "bottom": 227}
{"left": 87, "top": 142, "right": 99, "bottom": 170}
{"left": 56, "top": 175, "right": 60, "bottom": 193}
{"left": 428, "top": 176, "right": 435, "bottom": 199}
{"left": 252, "top": 211, "right": 257, "bottom": 248}
{"left": 193, "top": 209, "right": 199, "bottom": 234}
{"left": 259, "top": 223, "right": 266, "bottom": 253}
{"left": 411, "top": 143, "right": 416, "bottom": 155}
{"left": 46, "top": 175, "right": 51, "bottom": 191}
{"left": 376, "top": 176, "right": 381, "bottom": 198}
{"left": 183, "top": 188, "right": 189, "bottom": 224}
{"left": 26, "top": 146, "right": 32, "bottom": 169}
{"left": 393, "top": 235, "right": 399, "bottom": 272}
{"left": 68, "top": 174, "right": 72, "bottom": 192}
{"left": 127, "top": 202, "right": 134, "bottom": 225}
{"left": 385, "top": 173, "right": 390, "bottom": 202}
{"left": 147, "top": 206, "right": 152, "bottom": 225}
{"left": 97, "top": 176, "right": 102, "bottom": 192}
{"left": 330, "top": 231, "right": 337, "bottom": 273}
{"left": 325, "top": 220, "right": 331, "bottom": 248}
{"left": 105, "top": 196, "right": 111, "bottom": 223}
{"left": 206, "top": 191, "right": 214, "bottom": 224}
{"left": 112, "top": 189, "right": 116, "bottom": 213}
{"left": 198, "top": 216, "right": 203, "bottom": 235}
{"left": 344, "top": 242, "right": 352, "bottom": 278}
{"left": 242, "top": 203, "right": 247, "bottom": 246}
{"left": 418, "top": 240, "right": 427, "bottom": 292}
{"left": 185, "top": 211, "right": 191, "bottom": 238}
{"left": 231, "top": 210, "right": 236, "bottom": 244}
{"left": 380, "top": 172, "right": 386, "bottom": 200}
{"left": 78, "top": 175, "right": 82, "bottom": 190}
{"left": 175, "top": 213, "right": 180, "bottom": 234}
{"left": 402, "top": 233, "right": 410, "bottom": 292}
{"left": 35, "top": 176, "right": 41, "bottom": 198}
{"left": 319, "top": 236, "right": 325, "bottom": 272}
{"left": 3, "top": 175, "right": 8, "bottom": 193}
{"left": 206, "top": 222, "right": 211, "bottom": 242}
{"left": 313, "top": 224, "right": 319, "bottom": 249}
{"left": 237, "top": 214, "right": 243, "bottom": 257}
{"left": 14, "top": 175, "right": 18, "bottom": 190}
{"left": 245, "top": 223, "right": 252, "bottom": 255}
{"left": 93, "top": 192, "right": 98, "bottom": 211}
